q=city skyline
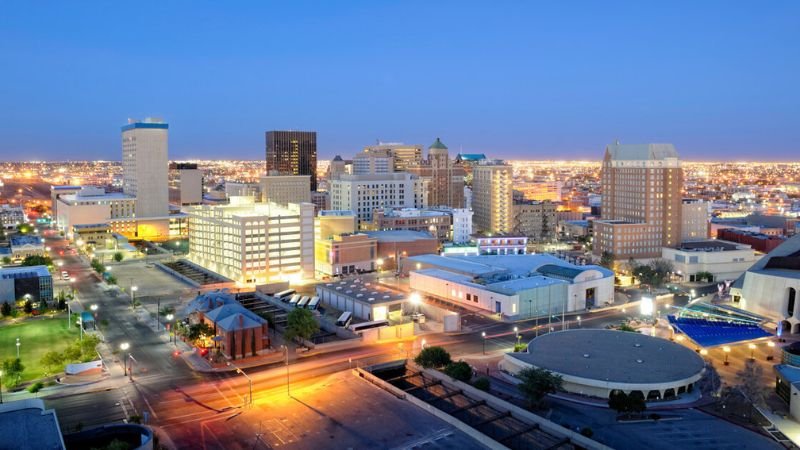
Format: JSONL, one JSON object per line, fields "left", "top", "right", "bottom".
{"left": 2, "top": 2, "right": 799, "bottom": 161}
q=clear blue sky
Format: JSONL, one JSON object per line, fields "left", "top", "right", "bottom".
{"left": 1, "top": 1, "right": 798, "bottom": 161}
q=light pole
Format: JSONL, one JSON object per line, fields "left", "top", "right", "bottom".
{"left": 748, "top": 343, "right": 756, "bottom": 360}
{"left": 131, "top": 285, "right": 138, "bottom": 309}
{"left": 482, "top": 331, "right": 486, "bottom": 355}
{"left": 723, "top": 346, "right": 731, "bottom": 365}
{"left": 120, "top": 342, "right": 130, "bottom": 379}
{"left": 16, "top": 337, "right": 20, "bottom": 358}
{"left": 228, "top": 362, "right": 253, "bottom": 407}
{"left": 0, "top": 370, "right": 3, "bottom": 404}
{"left": 577, "top": 316, "right": 582, "bottom": 328}
{"left": 166, "top": 314, "right": 175, "bottom": 345}
{"left": 376, "top": 258, "right": 384, "bottom": 279}
{"left": 280, "top": 345, "right": 290, "bottom": 397}
{"left": 409, "top": 292, "right": 421, "bottom": 318}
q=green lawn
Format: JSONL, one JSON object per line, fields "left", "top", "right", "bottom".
{"left": 0, "top": 316, "right": 79, "bottom": 383}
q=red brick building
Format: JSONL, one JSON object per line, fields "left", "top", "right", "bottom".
{"left": 717, "top": 229, "right": 786, "bottom": 254}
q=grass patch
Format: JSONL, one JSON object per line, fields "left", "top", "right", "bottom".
{"left": 0, "top": 316, "right": 79, "bottom": 383}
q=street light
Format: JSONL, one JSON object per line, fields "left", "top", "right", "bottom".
{"left": 409, "top": 292, "right": 421, "bottom": 316}
{"left": 130, "top": 285, "right": 138, "bottom": 309}
{"left": 577, "top": 316, "right": 582, "bottom": 328}
{"left": 280, "top": 345, "right": 290, "bottom": 397}
{"left": 482, "top": 331, "right": 486, "bottom": 355}
{"left": 228, "top": 362, "right": 253, "bottom": 407}
{"left": 16, "top": 338, "right": 20, "bottom": 358}
{"left": 748, "top": 343, "right": 756, "bottom": 360}
{"left": 0, "top": 370, "right": 3, "bottom": 404}
{"left": 723, "top": 346, "right": 731, "bottom": 365}
{"left": 120, "top": 342, "right": 130, "bottom": 379}
{"left": 166, "top": 314, "right": 175, "bottom": 344}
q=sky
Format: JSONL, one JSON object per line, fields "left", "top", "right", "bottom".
{"left": 1, "top": 1, "right": 798, "bottom": 161}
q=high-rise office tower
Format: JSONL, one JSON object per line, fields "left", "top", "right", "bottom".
{"left": 407, "top": 138, "right": 465, "bottom": 208}
{"left": 265, "top": 131, "right": 317, "bottom": 191}
{"left": 122, "top": 118, "right": 169, "bottom": 218}
{"left": 472, "top": 160, "right": 513, "bottom": 234}
{"left": 363, "top": 142, "right": 422, "bottom": 172}
{"left": 593, "top": 142, "right": 683, "bottom": 260}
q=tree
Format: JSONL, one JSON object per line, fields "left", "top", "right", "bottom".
{"left": 736, "top": 359, "right": 766, "bottom": 418}
{"left": 17, "top": 223, "right": 33, "bottom": 234}
{"left": 599, "top": 251, "right": 615, "bottom": 269}
{"left": 627, "top": 391, "right": 646, "bottom": 414}
{"left": 2, "top": 358, "right": 25, "bottom": 388}
{"left": 21, "top": 255, "right": 52, "bottom": 267}
{"left": 1, "top": 301, "right": 11, "bottom": 317}
{"left": 414, "top": 346, "right": 452, "bottom": 369}
{"left": 284, "top": 308, "right": 319, "bottom": 343}
{"left": 473, "top": 377, "right": 491, "bottom": 391}
{"left": 113, "top": 252, "right": 124, "bottom": 262}
{"left": 23, "top": 299, "right": 33, "bottom": 314}
{"left": 27, "top": 382, "right": 44, "bottom": 395}
{"left": 517, "top": 367, "right": 563, "bottom": 409}
{"left": 2, "top": 256, "right": 11, "bottom": 265}
{"left": 618, "top": 323, "right": 637, "bottom": 333}
{"left": 186, "top": 322, "right": 213, "bottom": 342}
{"left": 608, "top": 390, "right": 629, "bottom": 414}
{"left": 40, "top": 351, "right": 64, "bottom": 374}
{"left": 695, "top": 271, "right": 714, "bottom": 283}
{"left": 80, "top": 335, "right": 101, "bottom": 361}
{"left": 443, "top": 361, "right": 472, "bottom": 382}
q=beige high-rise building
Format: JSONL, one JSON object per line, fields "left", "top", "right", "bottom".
{"left": 363, "top": 142, "right": 422, "bottom": 172}
{"left": 407, "top": 138, "right": 465, "bottom": 208}
{"left": 593, "top": 142, "right": 683, "bottom": 260}
{"left": 259, "top": 174, "right": 311, "bottom": 206}
{"left": 122, "top": 118, "right": 169, "bottom": 218}
{"left": 512, "top": 200, "right": 558, "bottom": 242}
{"left": 681, "top": 199, "right": 710, "bottom": 241}
{"left": 472, "top": 160, "right": 513, "bottom": 234}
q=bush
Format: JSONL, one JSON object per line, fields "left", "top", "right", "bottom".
{"left": 414, "top": 346, "right": 452, "bottom": 369}
{"left": 113, "top": 252, "right": 124, "bottom": 262}
{"left": 513, "top": 342, "right": 527, "bottom": 352}
{"left": 23, "top": 299, "right": 33, "bottom": 314}
{"left": 27, "top": 382, "right": 44, "bottom": 394}
{"left": 517, "top": 367, "right": 563, "bottom": 409}
{"left": 1, "top": 301, "right": 11, "bottom": 317}
{"left": 443, "top": 361, "right": 472, "bottom": 382}
{"left": 473, "top": 377, "right": 491, "bottom": 391}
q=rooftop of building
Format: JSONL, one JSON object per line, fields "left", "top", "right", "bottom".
{"left": 455, "top": 153, "right": 487, "bottom": 162}
{"left": 50, "top": 185, "right": 82, "bottom": 191}
{"left": 471, "top": 232, "right": 527, "bottom": 240}
{"left": 376, "top": 208, "right": 451, "bottom": 218}
{"left": 317, "top": 279, "right": 406, "bottom": 304}
{"left": 0, "top": 265, "right": 51, "bottom": 278}
{"left": 0, "top": 399, "right": 65, "bottom": 450}
{"left": 605, "top": 142, "right": 680, "bottom": 161}
{"left": 186, "top": 199, "right": 310, "bottom": 218}
{"left": 60, "top": 187, "right": 135, "bottom": 203}
{"left": 775, "top": 364, "right": 800, "bottom": 386}
{"left": 71, "top": 223, "right": 111, "bottom": 230}
{"left": 364, "top": 230, "right": 436, "bottom": 242}
{"left": 9, "top": 235, "right": 43, "bottom": 247}
{"left": 718, "top": 228, "right": 786, "bottom": 241}
{"left": 334, "top": 173, "right": 418, "bottom": 182}
{"left": 429, "top": 137, "right": 448, "bottom": 150}
{"left": 121, "top": 117, "right": 168, "bottom": 131}
{"left": 677, "top": 240, "right": 749, "bottom": 252}
{"left": 319, "top": 210, "right": 356, "bottom": 217}
{"left": 508, "top": 329, "right": 705, "bottom": 384}
{"left": 485, "top": 275, "right": 567, "bottom": 295}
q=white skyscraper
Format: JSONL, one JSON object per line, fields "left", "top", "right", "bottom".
{"left": 122, "top": 118, "right": 169, "bottom": 218}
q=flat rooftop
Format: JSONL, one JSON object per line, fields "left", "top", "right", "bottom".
{"left": 0, "top": 400, "right": 65, "bottom": 450}
{"left": 317, "top": 279, "right": 407, "bottom": 304}
{"left": 509, "top": 329, "right": 705, "bottom": 384}
{"left": 678, "top": 240, "right": 746, "bottom": 251}
{"left": 364, "top": 230, "right": 435, "bottom": 242}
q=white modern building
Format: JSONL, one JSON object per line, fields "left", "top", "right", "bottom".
{"left": 731, "top": 234, "right": 800, "bottom": 334}
{"left": 662, "top": 240, "right": 759, "bottom": 282}
{"left": 55, "top": 187, "right": 137, "bottom": 239}
{"left": 352, "top": 148, "right": 394, "bottom": 175}
{"left": 122, "top": 118, "right": 169, "bottom": 218}
{"left": 185, "top": 197, "right": 315, "bottom": 285}
{"left": 0, "top": 205, "right": 27, "bottom": 230}
{"left": 259, "top": 174, "right": 311, "bottom": 205}
{"left": 330, "top": 173, "right": 426, "bottom": 226}
{"left": 451, "top": 208, "right": 473, "bottom": 244}
{"left": 407, "top": 254, "right": 614, "bottom": 319}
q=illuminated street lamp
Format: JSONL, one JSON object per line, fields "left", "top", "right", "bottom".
{"left": 130, "top": 285, "right": 138, "bottom": 309}
{"left": 228, "top": 362, "right": 253, "bottom": 407}
{"left": 723, "top": 346, "right": 731, "bottom": 365}
{"left": 120, "top": 342, "right": 131, "bottom": 379}
{"left": 748, "top": 343, "right": 756, "bottom": 360}
{"left": 409, "top": 292, "right": 421, "bottom": 316}
{"left": 577, "top": 316, "right": 582, "bottom": 328}
{"left": 482, "top": 332, "right": 487, "bottom": 355}
{"left": 166, "top": 314, "right": 175, "bottom": 344}
{"left": 15, "top": 338, "right": 20, "bottom": 358}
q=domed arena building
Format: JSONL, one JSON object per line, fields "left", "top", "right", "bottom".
{"left": 502, "top": 329, "right": 706, "bottom": 401}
